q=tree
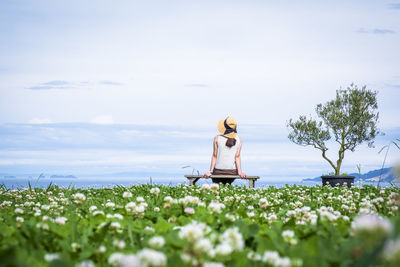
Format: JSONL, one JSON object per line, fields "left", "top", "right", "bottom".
{"left": 287, "top": 84, "right": 380, "bottom": 176}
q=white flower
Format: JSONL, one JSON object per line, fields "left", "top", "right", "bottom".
{"left": 106, "top": 202, "right": 116, "bottom": 208}
{"left": 36, "top": 222, "right": 49, "bottom": 230}
{"left": 262, "top": 251, "right": 280, "bottom": 265}
{"left": 15, "top": 208, "right": 24, "bottom": 214}
{"left": 220, "top": 227, "right": 244, "bottom": 251}
{"left": 108, "top": 253, "right": 123, "bottom": 266}
{"left": 114, "top": 213, "right": 124, "bottom": 220}
{"left": 215, "top": 242, "right": 233, "bottom": 256}
{"left": 319, "top": 211, "right": 337, "bottom": 222}
{"left": 164, "top": 196, "right": 173, "bottom": 203}
{"left": 225, "top": 213, "right": 236, "bottom": 222}
{"left": 201, "top": 184, "right": 210, "bottom": 191}
{"left": 275, "top": 257, "right": 291, "bottom": 267}
{"left": 44, "top": 253, "right": 60, "bottom": 262}
{"left": 123, "top": 191, "right": 133, "bottom": 198}
{"left": 93, "top": 210, "right": 105, "bottom": 216}
{"left": 144, "top": 226, "right": 155, "bottom": 232}
{"left": 16, "top": 216, "right": 24, "bottom": 223}
{"left": 203, "top": 263, "right": 225, "bottom": 267}
{"left": 137, "top": 248, "right": 167, "bottom": 267}
{"left": 382, "top": 238, "right": 400, "bottom": 265}
{"left": 136, "top": 197, "right": 145, "bottom": 202}
{"left": 259, "top": 198, "right": 270, "bottom": 209}
{"left": 150, "top": 188, "right": 160, "bottom": 195}
{"left": 184, "top": 207, "right": 195, "bottom": 214}
{"left": 281, "top": 230, "right": 297, "bottom": 245}
{"left": 75, "top": 260, "right": 95, "bottom": 267}
{"left": 120, "top": 255, "right": 143, "bottom": 267}
{"left": 135, "top": 205, "right": 145, "bottom": 214}
{"left": 267, "top": 214, "right": 278, "bottom": 222}
{"left": 247, "top": 251, "right": 261, "bottom": 261}
{"left": 208, "top": 201, "right": 225, "bottom": 213}
{"left": 89, "top": 205, "right": 97, "bottom": 212}
{"left": 194, "top": 238, "right": 213, "bottom": 253}
{"left": 71, "top": 242, "right": 80, "bottom": 252}
{"left": 72, "top": 193, "right": 86, "bottom": 202}
{"left": 286, "top": 210, "right": 296, "bottom": 217}
{"left": 113, "top": 239, "right": 126, "bottom": 249}
{"left": 154, "top": 207, "right": 160, "bottom": 212}
{"left": 97, "top": 245, "right": 106, "bottom": 254}
{"left": 181, "top": 253, "right": 198, "bottom": 265}
{"left": 125, "top": 202, "right": 137, "bottom": 214}
{"left": 282, "top": 230, "right": 294, "bottom": 239}
{"left": 210, "top": 183, "right": 219, "bottom": 192}
{"left": 110, "top": 222, "right": 121, "bottom": 229}
{"left": 179, "top": 224, "right": 204, "bottom": 243}
{"left": 97, "top": 222, "right": 107, "bottom": 229}
{"left": 301, "top": 206, "right": 311, "bottom": 213}
{"left": 179, "top": 221, "right": 210, "bottom": 243}
{"left": 358, "top": 207, "right": 373, "bottom": 215}
{"left": 149, "top": 236, "right": 165, "bottom": 249}
{"left": 247, "top": 211, "right": 255, "bottom": 217}
{"left": 55, "top": 217, "right": 67, "bottom": 225}
{"left": 351, "top": 214, "right": 392, "bottom": 237}
{"left": 179, "top": 196, "right": 200, "bottom": 205}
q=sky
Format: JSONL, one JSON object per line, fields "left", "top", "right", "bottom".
{"left": 0, "top": 0, "right": 399, "bottom": 181}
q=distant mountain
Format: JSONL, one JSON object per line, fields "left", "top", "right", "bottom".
{"left": 304, "top": 167, "right": 398, "bottom": 183}
{"left": 49, "top": 175, "right": 77, "bottom": 179}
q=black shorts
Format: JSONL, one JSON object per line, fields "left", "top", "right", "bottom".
{"left": 211, "top": 168, "right": 238, "bottom": 184}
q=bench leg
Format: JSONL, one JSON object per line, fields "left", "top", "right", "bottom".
{"left": 189, "top": 178, "right": 200, "bottom": 186}
{"left": 248, "top": 179, "right": 255, "bottom": 189}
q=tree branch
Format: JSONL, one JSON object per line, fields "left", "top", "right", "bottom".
{"left": 321, "top": 149, "right": 337, "bottom": 171}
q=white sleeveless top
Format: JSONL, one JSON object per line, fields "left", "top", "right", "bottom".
{"left": 215, "top": 135, "right": 241, "bottom": 170}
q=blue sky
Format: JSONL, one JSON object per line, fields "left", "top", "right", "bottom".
{"left": 0, "top": 1, "right": 399, "bottom": 181}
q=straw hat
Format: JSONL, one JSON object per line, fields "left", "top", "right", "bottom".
{"left": 217, "top": 117, "right": 237, "bottom": 138}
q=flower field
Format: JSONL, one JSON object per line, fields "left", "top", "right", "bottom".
{"left": 1, "top": 183, "right": 400, "bottom": 267}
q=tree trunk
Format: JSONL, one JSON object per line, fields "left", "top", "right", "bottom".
{"left": 336, "top": 156, "right": 343, "bottom": 176}
{"left": 336, "top": 139, "right": 345, "bottom": 176}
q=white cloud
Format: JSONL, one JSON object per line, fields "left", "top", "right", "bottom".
{"left": 0, "top": 1, "right": 399, "bottom": 127}
{"left": 91, "top": 115, "right": 114, "bottom": 125}
{"left": 28, "top": 118, "right": 52, "bottom": 124}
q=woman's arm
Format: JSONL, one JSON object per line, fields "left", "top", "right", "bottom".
{"left": 235, "top": 137, "right": 248, "bottom": 178}
{"left": 203, "top": 136, "right": 218, "bottom": 178}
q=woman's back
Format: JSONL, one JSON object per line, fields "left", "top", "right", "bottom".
{"left": 215, "top": 135, "right": 241, "bottom": 170}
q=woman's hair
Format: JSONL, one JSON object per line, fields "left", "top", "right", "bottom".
{"left": 225, "top": 137, "right": 236, "bottom": 147}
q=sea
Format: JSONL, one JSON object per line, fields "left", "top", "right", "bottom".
{"left": 0, "top": 177, "right": 398, "bottom": 190}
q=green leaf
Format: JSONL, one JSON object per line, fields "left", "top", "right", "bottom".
{"left": 155, "top": 217, "right": 172, "bottom": 234}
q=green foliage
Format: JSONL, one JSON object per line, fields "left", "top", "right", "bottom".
{"left": 287, "top": 83, "right": 380, "bottom": 175}
{"left": 322, "top": 172, "right": 349, "bottom": 176}
{"left": 1, "top": 183, "right": 399, "bottom": 266}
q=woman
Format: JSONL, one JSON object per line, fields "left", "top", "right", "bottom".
{"left": 203, "top": 116, "right": 248, "bottom": 184}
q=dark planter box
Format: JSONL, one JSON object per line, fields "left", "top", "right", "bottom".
{"left": 321, "top": 176, "right": 355, "bottom": 188}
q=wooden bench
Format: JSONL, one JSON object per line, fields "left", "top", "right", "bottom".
{"left": 184, "top": 175, "right": 260, "bottom": 188}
